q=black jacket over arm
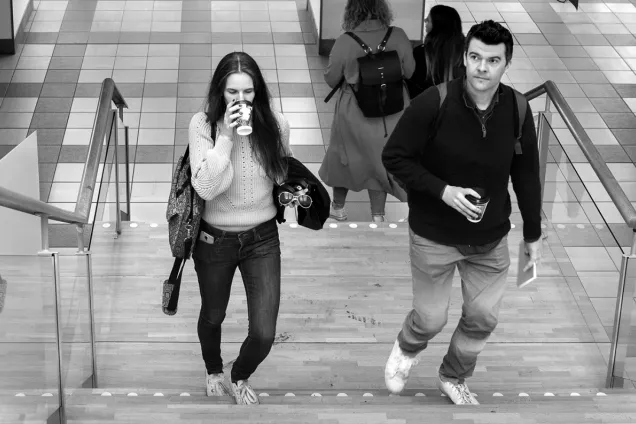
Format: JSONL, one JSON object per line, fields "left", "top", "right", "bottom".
{"left": 382, "top": 78, "right": 542, "bottom": 246}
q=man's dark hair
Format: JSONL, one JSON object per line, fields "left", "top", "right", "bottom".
{"left": 465, "top": 20, "right": 514, "bottom": 64}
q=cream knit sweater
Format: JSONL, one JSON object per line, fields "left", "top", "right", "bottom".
{"left": 188, "top": 111, "right": 291, "bottom": 231}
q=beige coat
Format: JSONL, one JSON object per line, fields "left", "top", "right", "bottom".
{"left": 319, "top": 20, "right": 415, "bottom": 199}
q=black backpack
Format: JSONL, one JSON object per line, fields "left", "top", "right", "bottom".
{"left": 325, "top": 27, "right": 405, "bottom": 137}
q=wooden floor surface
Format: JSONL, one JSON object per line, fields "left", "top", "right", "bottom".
{"left": 1, "top": 222, "right": 634, "bottom": 392}
{"left": 2, "top": 222, "right": 636, "bottom": 423}
{"left": 5, "top": 392, "right": 636, "bottom": 424}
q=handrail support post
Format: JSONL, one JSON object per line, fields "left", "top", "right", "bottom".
{"left": 112, "top": 110, "right": 122, "bottom": 237}
{"left": 76, "top": 224, "right": 85, "bottom": 253}
{"left": 38, "top": 214, "right": 50, "bottom": 254}
{"left": 606, "top": 230, "right": 636, "bottom": 388}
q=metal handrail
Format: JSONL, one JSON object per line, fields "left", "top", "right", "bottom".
{"left": 0, "top": 186, "right": 83, "bottom": 224}
{"left": 524, "top": 80, "right": 636, "bottom": 230}
{"left": 0, "top": 78, "right": 128, "bottom": 227}
{"left": 76, "top": 79, "right": 127, "bottom": 218}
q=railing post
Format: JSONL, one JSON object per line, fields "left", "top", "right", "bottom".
{"left": 606, "top": 230, "right": 636, "bottom": 388}
{"left": 112, "top": 110, "right": 122, "bottom": 237}
{"left": 81, "top": 251, "right": 98, "bottom": 388}
{"left": 51, "top": 252, "right": 66, "bottom": 424}
{"left": 76, "top": 224, "right": 85, "bottom": 253}
{"left": 124, "top": 125, "right": 131, "bottom": 221}
{"left": 39, "top": 214, "right": 50, "bottom": 254}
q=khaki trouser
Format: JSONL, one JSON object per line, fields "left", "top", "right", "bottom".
{"left": 398, "top": 230, "right": 511, "bottom": 384}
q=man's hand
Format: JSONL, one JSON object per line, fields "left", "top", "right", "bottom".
{"left": 523, "top": 239, "right": 543, "bottom": 272}
{"left": 441, "top": 185, "right": 481, "bottom": 220}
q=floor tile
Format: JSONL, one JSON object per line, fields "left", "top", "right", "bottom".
{"left": 48, "top": 182, "right": 81, "bottom": 202}
{"left": 63, "top": 128, "right": 92, "bottom": 145}
{"left": 287, "top": 145, "right": 324, "bottom": 162}
{"left": 132, "top": 163, "right": 173, "bottom": 182}
{"left": 38, "top": 145, "right": 62, "bottom": 163}
{"left": 34, "top": 128, "right": 65, "bottom": 146}
{"left": 0, "top": 113, "right": 35, "bottom": 128}
{"left": 40, "top": 83, "right": 75, "bottom": 98}
{"left": 58, "top": 145, "right": 88, "bottom": 162}
{"left": 0, "top": 129, "right": 28, "bottom": 145}
{"left": 135, "top": 145, "right": 174, "bottom": 162}
{"left": 0, "top": 98, "right": 39, "bottom": 112}
{"left": 130, "top": 182, "right": 171, "bottom": 201}
{"left": 281, "top": 97, "right": 316, "bottom": 112}
{"left": 53, "top": 163, "right": 85, "bottom": 182}
{"left": 137, "top": 128, "right": 175, "bottom": 145}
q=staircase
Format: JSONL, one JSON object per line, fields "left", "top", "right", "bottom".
{"left": 5, "top": 388, "right": 636, "bottom": 423}
{"left": 2, "top": 221, "right": 635, "bottom": 423}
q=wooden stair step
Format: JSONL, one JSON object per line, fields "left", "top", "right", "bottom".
{"left": 4, "top": 390, "right": 636, "bottom": 423}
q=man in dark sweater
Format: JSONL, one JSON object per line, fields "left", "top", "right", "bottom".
{"left": 381, "top": 20, "right": 543, "bottom": 405}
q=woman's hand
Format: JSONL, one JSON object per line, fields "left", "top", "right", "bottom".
{"left": 219, "top": 100, "right": 241, "bottom": 138}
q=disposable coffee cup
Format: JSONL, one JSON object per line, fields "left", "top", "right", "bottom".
{"left": 235, "top": 100, "right": 253, "bottom": 136}
{"left": 465, "top": 187, "right": 490, "bottom": 223}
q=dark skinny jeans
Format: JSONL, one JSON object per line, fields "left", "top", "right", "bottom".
{"left": 193, "top": 218, "right": 281, "bottom": 383}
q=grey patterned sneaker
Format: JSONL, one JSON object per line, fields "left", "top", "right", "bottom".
{"left": 329, "top": 203, "right": 348, "bottom": 221}
{"left": 205, "top": 373, "right": 230, "bottom": 397}
{"left": 231, "top": 380, "right": 259, "bottom": 405}
{"left": 436, "top": 377, "right": 479, "bottom": 405}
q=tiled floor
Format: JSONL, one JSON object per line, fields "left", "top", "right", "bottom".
{"left": 0, "top": 0, "right": 635, "bottom": 226}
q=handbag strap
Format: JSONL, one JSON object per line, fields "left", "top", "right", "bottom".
{"left": 169, "top": 255, "right": 187, "bottom": 284}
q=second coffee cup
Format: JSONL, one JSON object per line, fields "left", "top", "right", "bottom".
{"left": 235, "top": 100, "right": 253, "bottom": 136}
{"left": 465, "top": 187, "right": 490, "bottom": 223}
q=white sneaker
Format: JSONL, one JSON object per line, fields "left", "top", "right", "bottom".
{"left": 206, "top": 373, "right": 230, "bottom": 397}
{"left": 436, "top": 377, "right": 479, "bottom": 405}
{"left": 231, "top": 380, "right": 259, "bottom": 405}
{"left": 384, "top": 340, "right": 419, "bottom": 394}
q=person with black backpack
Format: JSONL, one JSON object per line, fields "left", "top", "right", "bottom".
{"left": 406, "top": 5, "right": 466, "bottom": 99}
{"left": 319, "top": 0, "right": 415, "bottom": 223}
{"left": 382, "top": 21, "right": 543, "bottom": 405}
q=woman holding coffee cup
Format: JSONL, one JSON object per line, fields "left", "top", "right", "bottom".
{"left": 187, "top": 51, "right": 293, "bottom": 405}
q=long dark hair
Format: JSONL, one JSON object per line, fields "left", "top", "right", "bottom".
{"left": 423, "top": 5, "right": 465, "bottom": 85}
{"left": 342, "top": 0, "right": 393, "bottom": 31}
{"left": 205, "top": 52, "right": 287, "bottom": 183}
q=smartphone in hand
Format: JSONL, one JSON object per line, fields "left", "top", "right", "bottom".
{"left": 517, "top": 240, "right": 537, "bottom": 288}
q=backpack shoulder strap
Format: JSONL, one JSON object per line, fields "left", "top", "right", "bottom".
{"left": 511, "top": 87, "right": 528, "bottom": 154}
{"left": 514, "top": 89, "right": 527, "bottom": 140}
{"left": 346, "top": 31, "right": 373, "bottom": 55}
{"left": 324, "top": 78, "right": 344, "bottom": 103}
{"left": 378, "top": 26, "right": 394, "bottom": 52}
{"left": 428, "top": 82, "right": 449, "bottom": 141}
